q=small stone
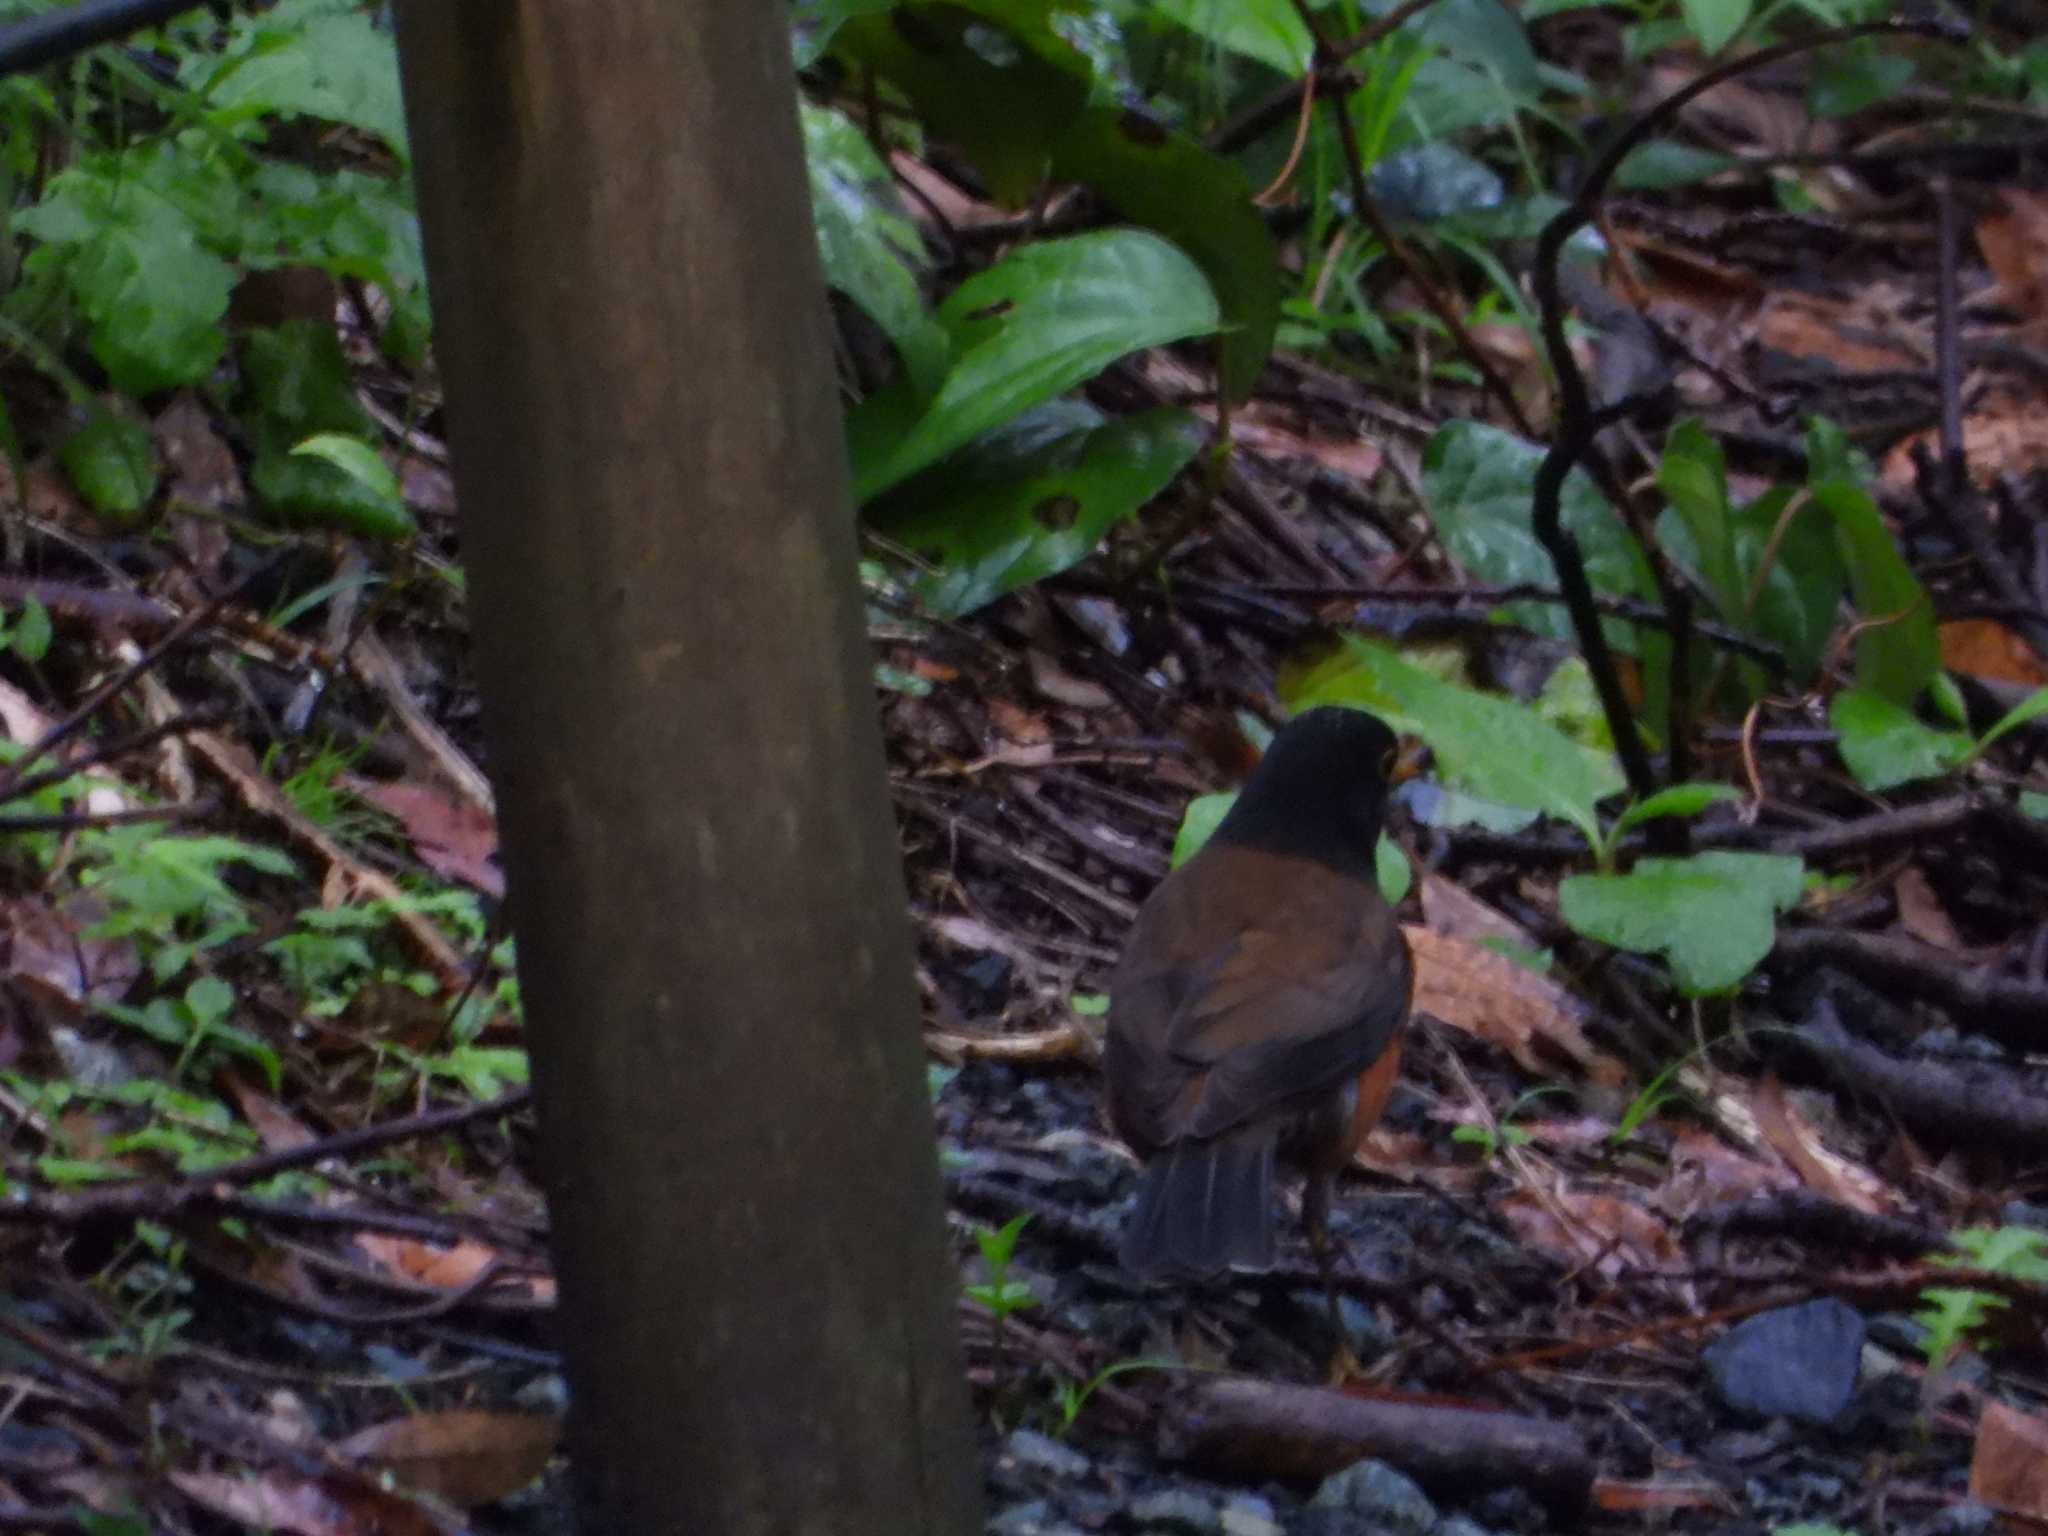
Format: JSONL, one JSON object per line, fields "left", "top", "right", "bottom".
{"left": 985, "top": 1499, "right": 1085, "bottom": 1536}
{"left": 1703, "top": 1298, "right": 1865, "bottom": 1425}
{"left": 1129, "top": 1486, "right": 1221, "bottom": 1535}
{"left": 1309, "top": 1460, "right": 1439, "bottom": 1536}
{"left": 1219, "top": 1493, "right": 1284, "bottom": 1536}
{"left": 1002, "top": 1428, "right": 1091, "bottom": 1481}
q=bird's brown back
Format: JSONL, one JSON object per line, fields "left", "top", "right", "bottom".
{"left": 1105, "top": 842, "right": 1412, "bottom": 1163}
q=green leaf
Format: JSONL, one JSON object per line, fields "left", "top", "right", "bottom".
{"left": 847, "top": 230, "right": 1218, "bottom": 501}
{"left": 15, "top": 159, "right": 235, "bottom": 393}
{"left": 1946, "top": 1225, "right": 2048, "bottom": 1280}
{"left": 1731, "top": 485, "right": 1844, "bottom": 682}
{"left": 832, "top": 7, "right": 1276, "bottom": 401}
{"left": 1376, "top": 834, "right": 1412, "bottom": 906}
{"left": 1656, "top": 420, "right": 1742, "bottom": 622}
{"left": 2022, "top": 790, "right": 2048, "bottom": 821}
{"left": 243, "top": 319, "right": 370, "bottom": 435}
{"left": 10, "top": 595, "right": 51, "bottom": 663}
{"left": 1808, "top": 419, "right": 1936, "bottom": 705}
{"left": 868, "top": 402, "right": 1200, "bottom": 615}
{"left": 1560, "top": 850, "right": 1803, "bottom": 994}
{"left": 1616, "top": 140, "right": 1737, "bottom": 190}
{"left": 59, "top": 410, "right": 159, "bottom": 522}
{"left": 193, "top": 0, "right": 408, "bottom": 161}
{"left": 291, "top": 432, "right": 400, "bottom": 503}
{"left": 1283, "top": 636, "right": 1625, "bottom": 846}
{"left": 1153, "top": 0, "right": 1312, "bottom": 72}
{"left": 1976, "top": 685, "right": 2048, "bottom": 753}
{"left": 1810, "top": 39, "right": 1914, "bottom": 117}
{"left": 1171, "top": 791, "right": 1233, "bottom": 868}
{"left": 1421, "top": 421, "right": 1659, "bottom": 655}
{"left": 801, "top": 102, "right": 948, "bottom": 396}
{"left": 1829, "top": 689, "right": 1971, "bottom": 791}
{"left": 1049, "top": 102, "right": 1279, "bottom": 402}
{"left": 1681, "top": 0, "right": 1751, "bottom": 53}
{"left": 1612, "top": 782, "right": 1738, "bottom": 840}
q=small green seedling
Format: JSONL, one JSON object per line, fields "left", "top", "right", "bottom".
{"left": 1916, "top": 1225, "right": 2048, "bottom": 1368}
{"left": 965, "top": 1213, "right": 1036, "bottom": 1322}
{"left": 1450, "top": 1085, "right": 1566, "bottom": 1162}
{"left": 1052, "top": 1356, "right": 1175, "bottom": 1437}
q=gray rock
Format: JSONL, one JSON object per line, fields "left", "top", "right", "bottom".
{"left": 1130, "top": 1486, "right": 1221, "bottom": 1535}
{"left": 1002, "top": 1427, "right": 1090, "bottom": 1481}
{"left": 1703, "top": 1298, "right": 1864, "bottom": 1425}
{"left": 1308, "top": 1460, "right": 1438, "bottom": 1536}
{"left": 1433, "top": 1519, "right": 1499, "bottom": 1536}
{"left": 1219, "top": 1493, "right": 1285, "bottom": 1536}
{"left": 986, "top": 1499, "right": 1084, "bottom": 1536}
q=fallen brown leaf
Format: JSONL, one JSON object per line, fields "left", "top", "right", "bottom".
{"left": 1970, "top": 1398, "right": 2048, "bottom": 1521}
{"left": 1893, "top": 866, "right": 1962, "bottom": 951}
{"left": 1748, "top": 1074, "right": 1892, "bottom": 1216}
{"left": 1405, "top": 925, "right": 1625, "bottom": 1088}
{"left": 1977, "top": 188, "right": 2048, "bottom": 328}
{"left": 1498, "top": 1182, "right": 1677, "bottom": 1279}
{"left": 1938, "top": 618, "right": 2048, "bottom": 687}
{"left": 338, "top": 1409, "right": 560, "bottom": 1508}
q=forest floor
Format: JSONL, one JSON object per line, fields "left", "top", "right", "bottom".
{"left": 2, "top": 27, "right": 2048, "bottom": 1536}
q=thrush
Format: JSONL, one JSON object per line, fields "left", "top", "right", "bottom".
{"left": 1105, "top": 706, "right": 1413, "bottom": 1297}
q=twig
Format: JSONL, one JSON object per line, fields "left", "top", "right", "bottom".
{"left": 1526, "top": 18, "right": 1951, "bottom": 805}
{"left": 1776, "top": 933, "right": 2048, "bottom": 1047}
{"left": 0, "top": 707, "right": 227, "bottom": 808}
{"left": 1287, "top": 0, "right": 1535, "bottom": 438}
{"left": 0, "top": 798, "right": 220, "bottom": 832}
{"left": 0, "top": 1088, "right": 532, "bottom": 1228}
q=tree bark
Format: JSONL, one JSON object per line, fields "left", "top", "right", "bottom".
{"left": 392, "top": 8, "right": 982, "bottom": 1532}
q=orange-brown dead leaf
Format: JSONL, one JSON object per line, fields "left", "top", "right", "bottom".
{"left": 1893, "top": 866, "right": 1962, "bottom": 951}
{"left": 1592, "top": 1477, "right": 1733, "bottom": 1513}
{"left": 1404, "top": 925, "right": 1626, "bottom": 1089}
{"left": 355, "top": 1234, "right": 499, "bottom": 1289}
{"left": 1970, "top": 1398, "right": 2048, "bottom": 1521}
{"left": 352, "top": 777, "right": 503, "bottom": 899}
{"left": 1977, "top": 189, "right": 2048, "bottom": 329}
{"left": 338, "top": 1409, "right": 560, "bottom": 1508}
{"left": 1939, "top": 618, "right": 2048, "bottom": 687}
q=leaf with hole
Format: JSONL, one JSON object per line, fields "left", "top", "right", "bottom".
{"left": 1560, "top": 851, "right": 1803, "bottom": 995}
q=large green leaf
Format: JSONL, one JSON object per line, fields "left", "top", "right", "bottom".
{"left": 847, "top": 229, "right": 1217, "bottom": 501}
{"left": 1680, "top": 0, "right": 1751, "bottom": 54}
{"left": 1281, "top": 636, "right": 1625, "bottom": 846}
{"left": 1153, "top": 0, "right": 1312, "bottom": 72}
{"left": 866, "top": 401, "right": 1201, "bottom": 615}
{"left": 1421, "top": 420, "right": 1658, "bottom": 655}
{"left": 832, "top": 4, "right": 1277, "bottom": 400}
{"left": 1807, "top": 419, "right": 1936, "bottom": 706}
{"left": 59, "top": 410, "right": 158, "bottom": 523}
{"left": 15, "top": 159, "right": 235, "bottom": 394}
{"left": 189, "top": 0, "right": 409, "bottom": 162}
{"left": 1560, "top": 851, "right": 1802, "bottom": 995}
{"left": 801, "top": 102, "right": 948, "bottom": 397}
{"left": 1830, "top": 688, "right": 1970, "bottom": 791}
{"left": 1656, "top": 420, "right": 1742, "bottom": 622}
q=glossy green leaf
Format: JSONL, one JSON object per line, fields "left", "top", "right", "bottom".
{"left": 848, "top": 230, "right": 1217, "bottom": 501}
{"left": 1977, "top": 685, "right": 2048, "bottom": 753}
{"left": 801, "top": 102, "right": 948, "bottom": 396}
{"left": 291, "top": 432, "right": 399, "bottom": 502}
{"left": 1282, "top": 637, "right": 1625, "bottom": 846}
{"left": 867, "top": 402, "right": 1201, "bottom": 615}
{"left": 59, "top": 411, "right": 158, "bottom": 522}
{"left": 1049, "top": 103, "right": 1279, "bottom": 402}
{"left": 1616, "top": 140, "right": 1737, "bottom": 190}
{"left": 1153, "top": 0, "right": 1310, "bottom": 72}
{"left": 1657, "top": 420, "right": 1742, "bottom": 621}
{"left": 1829, "top": 688, "right": 1970, "bottom": 791}
{"left": 1612, "top": 782, "right": 1739, "bottom": 839}
{"left": 1735, "top": 486, "right": 1844, "bottom": 682}
{"left": 1680, "top": 0, "right": 1751, "bottom": 53}
{"left": 9, "top": 596, "right": 51, "bottom": 663}
{"left": 1808, "top": 419, "right": 1936, "bottom": 705}
{"left": 1810, "top": 39, "right": 1915, "bottom": 117}
{"left": 1560, "top": 850, "right": 1802, "bottom": 994}
{"left": 833, "top": 6, "right": 1276, "bottom": 400}
{"left": 1421, "top": 420, "right": 1658, "bottom": 654}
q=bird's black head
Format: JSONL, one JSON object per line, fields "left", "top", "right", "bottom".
{"left": 1211, "top": 706, "right": 1399, "bottom": 875}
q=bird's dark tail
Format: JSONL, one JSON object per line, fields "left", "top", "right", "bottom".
{"left": 1120, "top": 1128, "right": 1276, "bottom": 1280}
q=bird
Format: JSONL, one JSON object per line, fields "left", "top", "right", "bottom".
{"left": 1105, "top": 705, "right": 1413, "bottom": 1297}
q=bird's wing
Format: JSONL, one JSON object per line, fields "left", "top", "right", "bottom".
{"left": 1150, "top": 848, "right": 1411, "bottom": 1143}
